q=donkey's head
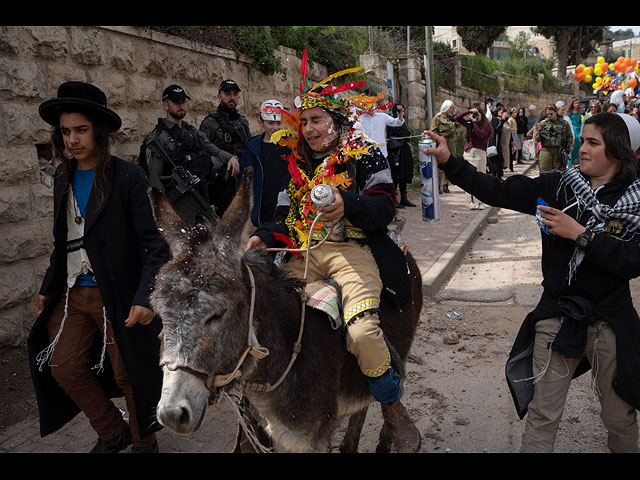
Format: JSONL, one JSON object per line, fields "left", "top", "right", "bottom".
{"left": 152, "top": 172, "right": 256, "bottom": 434}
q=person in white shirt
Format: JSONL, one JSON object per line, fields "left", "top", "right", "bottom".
{"left": 360, "top": 104, "right": 405, "bottom": 158}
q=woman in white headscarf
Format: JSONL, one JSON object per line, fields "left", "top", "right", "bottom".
{"left": 430, "top": 100, "right": 457, "bottom": 193}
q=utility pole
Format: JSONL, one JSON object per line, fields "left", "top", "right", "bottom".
{"left": 369, "top": 26, "right": 374, "bottom": 54}
{"left": 424, "top": 26, "right": 435, "bottom": 128}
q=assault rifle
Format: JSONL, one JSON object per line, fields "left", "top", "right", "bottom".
{"left": 148, "top": 139, "right": 216, "bottom": 223}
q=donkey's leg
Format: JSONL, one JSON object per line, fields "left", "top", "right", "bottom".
{"left": 375, "top": 421, "right": 393, "bottom": 453}
{"left": 339, "top": 407, "right": 368, "bottom": 453}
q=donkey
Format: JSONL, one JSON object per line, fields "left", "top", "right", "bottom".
{"left": 152, "top": 171, "right": 423, "bottom": 453}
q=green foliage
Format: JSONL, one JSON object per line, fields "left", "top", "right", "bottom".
{"left": 460, "top": 55, "right": 501, "bottom": 95}
{"left": 270, "top": 26, "right": 368, "bottom": 73}
{"left": 230, "top": 26, "right": 283, "bottom": 77}
{"left": 459, "top": 53, "right": 561, "bottom": 94}
{"left": 456, "top": 26, "right": 507, "bottom": 56}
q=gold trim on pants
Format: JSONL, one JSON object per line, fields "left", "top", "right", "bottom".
{"left": 284, "top": 241, "right": 390, "bottom": 377}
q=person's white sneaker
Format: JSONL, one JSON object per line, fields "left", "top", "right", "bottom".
{"left": 469, "top": 202, "right": 476, "bottom": 210}
{"left": 478, "top": 203, "right": 485, "bottom": 210}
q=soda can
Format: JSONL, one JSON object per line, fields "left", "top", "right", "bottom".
{"left": 310, "top": 184, "right": 345, "bottom": 241}
{"left": 418, "top": 135, "right": 440, "bottom": 222}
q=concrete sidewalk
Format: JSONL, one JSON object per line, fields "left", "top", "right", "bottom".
{"left": 0, "top": 157, "right": 538, "bottom": 454}
{"left": 401, "top": 157, "right": 538, "bottom": 298}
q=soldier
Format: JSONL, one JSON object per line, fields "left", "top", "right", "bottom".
{"left": 535, "top": 104, "right": 574, "bottom": 172}
{"left": 140, "top": 85, "right": 238, "bottom": 226}
{"left": 200, "top": 79, "right": 250, "bottom": 215}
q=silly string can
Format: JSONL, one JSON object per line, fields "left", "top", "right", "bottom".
{"left": 418, "top": 135, "right": 440, "bottom": 222}
{"left": 311, "top": 184, "right": 345, "bottom": 241}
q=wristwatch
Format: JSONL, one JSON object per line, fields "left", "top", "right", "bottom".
{"left": 575, "top": 228, "right": 593, "bottom": 249}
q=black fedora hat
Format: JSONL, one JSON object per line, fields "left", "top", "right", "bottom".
{"left": 39, "top": 81, "right": 122, "bottom": 132}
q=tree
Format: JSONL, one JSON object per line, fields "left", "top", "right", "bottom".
{"left": 532, "top": 26, "right": 606, "bottom": 78}
{"left": 455, "top": 26, "right": 507, "bottom": 56}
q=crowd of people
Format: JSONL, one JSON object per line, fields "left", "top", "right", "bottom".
{"left": 26, "top": 57, "right": 640, "bottom": 453}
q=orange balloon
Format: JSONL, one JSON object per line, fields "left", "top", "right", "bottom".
{"left": 602, "top": 62, "right": 609, "bottom": 71}
{"left": 576, "top": 65, "right": 584, "bottom": 73}
{"left": 629, "top": 78, "right": 637, "bottom": 88}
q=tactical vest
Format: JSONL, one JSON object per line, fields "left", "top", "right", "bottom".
{"left": 205, "top": 110, "right": 250, "bottom": 157}
{"left": 156, "top": 120, "right": 213, "bottom": 203}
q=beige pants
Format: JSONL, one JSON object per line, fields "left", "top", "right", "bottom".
{"left": 520, "top": 316, "right": 639, "bottom": 453}
{"left": 284, "top": 241, "right": 390, "bottom": 377}
{"left": 538, "top": 146, "right": 559, "bottom": 172}
{"left": 463, "top": 148, "right": 487, "bottom": 205}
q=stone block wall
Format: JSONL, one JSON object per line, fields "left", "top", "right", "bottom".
{"left": 0, "top": 25, "right": 329, "bottom": 348}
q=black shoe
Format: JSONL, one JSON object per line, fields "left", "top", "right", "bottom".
{"left": 131, "top": 440, "right": 159, "bottom": 453}
{"left": 395, "top": 203, "right": 405, "bottom": 209}
{"left": 443, "top": 184, "right": 450, "bottom": 193}
{"left": 400, "top": 200, "right": 416, "bottom": 207}
{"left": 90, "top": 423, "right": 132, "bottom": 453}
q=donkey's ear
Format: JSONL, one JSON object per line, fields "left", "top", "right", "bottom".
{"left": 150, "top": 187, "right": 188, "bottom": 251}
{"left": 217, "top": 169, "right": 252, "bottom": 242}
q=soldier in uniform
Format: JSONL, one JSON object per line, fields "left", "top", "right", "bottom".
{"left": 199, "top": 79, "right": 251, "bottom": 216}
{"left": 535, "top": 104, "right": 574, "bottom": 172}
{"left": 140, "top": 85, "right": 239, "bottom": 226}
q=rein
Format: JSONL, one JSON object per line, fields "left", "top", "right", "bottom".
{"left": 196, "top": 214, "right": 333, "bottom": 399}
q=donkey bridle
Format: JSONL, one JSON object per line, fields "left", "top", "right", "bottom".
{"left": 163, "top": 263, "right": 304, "bottom": 403}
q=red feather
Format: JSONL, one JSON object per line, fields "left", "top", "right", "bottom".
{"left": 300, "top": 48, "right": 309, "bottom": 94}
{"left": 319, "top": 80, "right": 365, "bottom": 96}
{"left": 286, "top": 154, "right": 305, "bottom": 187}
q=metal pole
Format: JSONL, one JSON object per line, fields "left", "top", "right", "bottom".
{"left": 369, "top": 26, "right": 373, "bottom": 54}
{"left": 424, "top": 26, "right": 435, "bottom": 129}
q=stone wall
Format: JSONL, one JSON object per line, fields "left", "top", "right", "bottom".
{"left": 0, "top": 25, "right": 329, "bottom": 349}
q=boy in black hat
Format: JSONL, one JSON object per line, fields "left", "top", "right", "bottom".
{"left": 29, "top": 81, "right": 170, "bottom": 453}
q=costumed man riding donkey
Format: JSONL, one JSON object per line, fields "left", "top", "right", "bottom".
{"left": 246, "top": 49, "right": 421, "bottom": 453}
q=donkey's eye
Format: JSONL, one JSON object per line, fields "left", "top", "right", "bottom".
{"left": 205, "top": 313, "right": 223, "bottom": 325}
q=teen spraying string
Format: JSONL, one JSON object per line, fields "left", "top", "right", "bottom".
{"left": 422, "top": 113, "right": 640, "bottom": 453}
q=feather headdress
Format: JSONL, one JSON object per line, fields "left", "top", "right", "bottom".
{"left": 265, "top": 48, "right": 390, "bottom": 250}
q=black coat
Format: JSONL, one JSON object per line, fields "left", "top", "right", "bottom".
{"left": 441, "top": 154, "right": 640, "bottom": 418}
{"left": 27, "top": 156, "right": 171, "bottom": 437}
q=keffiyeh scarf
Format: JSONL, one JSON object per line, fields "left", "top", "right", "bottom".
{"left": 559, "top": 167, "right": 640, "bottom": 282}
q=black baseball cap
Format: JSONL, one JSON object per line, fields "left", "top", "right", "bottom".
{"left": 162, "top": 85, "right": 191, "bottom": 102}
{"left": 219, "top": 80, "right": 241, "bottom": 92}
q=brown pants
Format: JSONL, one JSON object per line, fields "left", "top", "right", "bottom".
{"left": 47, "top": 286, "right": 155, "bottom": 447}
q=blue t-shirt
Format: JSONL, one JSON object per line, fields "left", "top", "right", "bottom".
{"left": 72, "top": 168, "right": 97, "bottom": 287}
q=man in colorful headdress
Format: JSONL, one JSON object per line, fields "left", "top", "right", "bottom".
{"left": 246, "top": 49, "right": 421, "bottom": 453}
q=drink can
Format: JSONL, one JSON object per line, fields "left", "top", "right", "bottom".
{"left": 310, "top": 185, "right": 345, "bottom": 241}
{"left": 418, "top": 135, "right": 440, "bottom": 222}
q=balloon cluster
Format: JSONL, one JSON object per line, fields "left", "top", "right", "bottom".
{"left": 574, "top": 56, "right": 639, "bottom": 95}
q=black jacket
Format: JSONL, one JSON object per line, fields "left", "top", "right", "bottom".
{"left": 441, "top": 154, "right": 640, "bottom": 418}
{"left": 28, "top": 156, "right": 170, "bottom": 437}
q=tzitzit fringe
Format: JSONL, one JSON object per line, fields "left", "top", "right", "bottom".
{"left": 91, "top": 307, "right": 113, "bottom": 374}
{"left": 36, "top": 287, "right": 70, "bottom": 371}
{"left": 36, "top": 288, "right": 110, "bottom": 374}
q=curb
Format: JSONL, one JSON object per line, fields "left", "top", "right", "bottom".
{"left": 422, "top": 161, "right": 538, "bottom": 299}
